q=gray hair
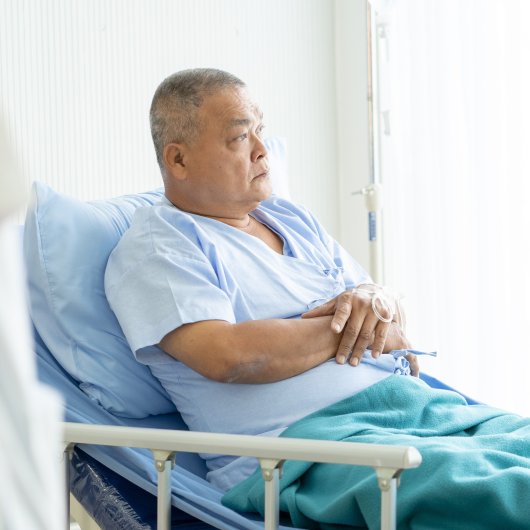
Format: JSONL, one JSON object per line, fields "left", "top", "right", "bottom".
{"left": 150, "top": 68, "right": 246, "bottom": 169}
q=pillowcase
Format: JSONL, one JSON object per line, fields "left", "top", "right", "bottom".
{"left": 24, "top": 183, "right": 176, "bottom": 417}
{"left": 24, "top": 137, "right": 289, "bottom": 418}
{"left": 265, "top": 136, "right": 290, "bottom": 199}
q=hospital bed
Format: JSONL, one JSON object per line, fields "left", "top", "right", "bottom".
{"left": 23, "top": 137, "right": 478, "bottom": 530}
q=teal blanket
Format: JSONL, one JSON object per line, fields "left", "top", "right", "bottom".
{"left": 222, "top": 376, "right": 530, "bottom": 529}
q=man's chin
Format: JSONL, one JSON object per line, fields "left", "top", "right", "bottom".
{"left": 259, "top": 186, "right": 273, "bottom": 201}
{"left": 251, "top": 176, "right": 273, "bottom": 198}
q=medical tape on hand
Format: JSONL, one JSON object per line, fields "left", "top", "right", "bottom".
{"left": 353, "top": 284, "right": 401, "bottom": 323}
{"left": 389, "top": 349, "right": 438, "bottom": 376}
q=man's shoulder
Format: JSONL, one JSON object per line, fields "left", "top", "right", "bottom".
{"left": 119, "top": 199, "right": 195, "bottom": 247}
{"left": 261, "top": 194, "right": 311, "bottom": 218}
{"left": 260, "top": 195, "right": 321, "bottom": 232}
{"left": 106, "top": 201, "right": 201, "bottom": 276}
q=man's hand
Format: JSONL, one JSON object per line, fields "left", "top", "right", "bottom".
{"left": 405, "top": 352, "right": 420, "bottom": 377}
{"left": 384, "top": 323, "right": 420, "bottom": 377}
{"left": 301, "top": 287, "right": 404, "bottom": 367}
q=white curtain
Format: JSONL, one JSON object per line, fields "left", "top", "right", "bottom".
{"left": 0, "top": 120, "right": 64, "bottom": 529}
{"left": 378, "top": 0, "right": 530, "bottom": 415}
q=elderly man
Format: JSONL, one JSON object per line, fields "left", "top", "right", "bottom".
{"left": 106, "top": 69, "right": 530, "bottom": 530}
{"left": 105, "top": 68, "right": 414, "bottom": 489}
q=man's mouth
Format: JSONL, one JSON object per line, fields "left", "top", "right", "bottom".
{"left": 254, "top": 168, "right": 270, "bottom": 179}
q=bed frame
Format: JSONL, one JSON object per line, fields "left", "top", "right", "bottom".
{"left": 63, "top": 422, "right": 421, "bottom": 530}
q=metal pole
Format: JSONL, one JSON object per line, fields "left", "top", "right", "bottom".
{"left": 63, "top": 445, "right": 74, "bottom": 530}
{"left": 260, "top": 459, "right": 283, "bottom": 530}
{"left": 366, "top": 0, "right": 385, "bottom": 284}
{"left": 367, "top": 0, "right": 376, "bottom": 188}
{"left": 264, "top": 469, "right": 280, "bottom": 530}
{"left": 153, "top": 451, "right": 175, "bottom": 530}
{"left": 380, "top": 477, "right": 397, "bottom": 530}
{"left": 352, "top": 183, "right": 383, "bottom": 283}
{"left": 376, "top": 468, "right": 399, "bottom": 530}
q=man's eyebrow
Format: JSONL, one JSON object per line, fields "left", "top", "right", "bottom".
{"left": 225, "top": 111, "right": 264, "bottom": 130}
{"left": 225, "top": 118, "right": 252, "bottom": 129}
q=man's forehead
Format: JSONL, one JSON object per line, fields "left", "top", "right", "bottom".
{"left": 225, "top": 107, "right": 263, "bottom": 129}
{"left": 203, "top": 88, "right": 263, "bottom": 124}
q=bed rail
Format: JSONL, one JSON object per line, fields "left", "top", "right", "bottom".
{"left": 62, "top": 422, "right": 422, "bottom": 530}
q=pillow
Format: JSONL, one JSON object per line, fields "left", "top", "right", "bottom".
{"left": 24, "top": 183, "right": 176, "bottom": 417}
{"left": 265, "top": 136, "right": 290, "bottom": 199}
{"left": 24, "top": 137, "right": 289, "bottom": 418}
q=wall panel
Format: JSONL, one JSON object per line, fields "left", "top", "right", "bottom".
{"left": 0, "top": 0, "right": 346, "bottom": 237}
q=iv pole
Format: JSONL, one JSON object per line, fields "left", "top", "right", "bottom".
{"left": 353, "top": 0, "right": 384, "bottom": 284}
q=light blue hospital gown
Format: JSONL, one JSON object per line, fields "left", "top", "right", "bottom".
{"left": 105, "top": 195, "right": 400, "bottom": 490}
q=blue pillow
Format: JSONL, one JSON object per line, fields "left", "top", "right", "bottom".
{"left": 23, "top": 137, "right": 289, "bottom": 419}
{"left": 265, "top": 136, "right": 290, "bottom": 199}
{"left": 24, "top": 183, "right": 176, "bottom": 418}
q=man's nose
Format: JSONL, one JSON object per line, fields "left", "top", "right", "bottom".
{"left": 251, "top": 135, "right": 267, "bottom": 162}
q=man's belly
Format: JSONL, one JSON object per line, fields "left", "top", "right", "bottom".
{"left": 151, "top": 351, "right": 396, "bottom": 435}
{"left": 149, "top": 351, "right": 399, "bottom": 489}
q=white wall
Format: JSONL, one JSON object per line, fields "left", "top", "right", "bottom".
{"left": 335, "top": 0, "right": 371, "bottom": 271}
{"left": 0, "top": 0, "right": 370, "bottom": 254}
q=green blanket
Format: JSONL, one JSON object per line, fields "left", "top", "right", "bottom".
{"left": 222, "top": 376, "right": 530, "bottom": 529}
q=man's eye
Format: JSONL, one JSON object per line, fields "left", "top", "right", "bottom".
{"left": 235, "top": 133, "right": 248, "bottom": 141}
{"left": 256, "top": 125, "right": 266, "bottom": 137}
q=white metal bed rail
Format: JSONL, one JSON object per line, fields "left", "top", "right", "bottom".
{"left": 62, "top": 422, "right": 422, "bottom": 530}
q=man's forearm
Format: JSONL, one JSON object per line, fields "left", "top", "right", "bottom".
{"left": 159, "top": 316, "right": 342, "bottom": 384}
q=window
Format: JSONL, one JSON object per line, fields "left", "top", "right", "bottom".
{"left": 375, "top": 0, "right": 530, "bottom": 414}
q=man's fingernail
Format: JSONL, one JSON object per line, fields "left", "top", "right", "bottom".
{"left": 351, "top": 357, "right": 359, "bottom": 366}
{"left": 333, "top": 323, "right": 341, "bottom": 333}
{"left": 372, "top": 351, "right": 380, "bottom": 359}
{"left": 337, "top": 355, "right": 346, "bottom": 364}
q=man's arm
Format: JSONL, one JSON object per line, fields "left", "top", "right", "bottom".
{"left": 159, "top": 316, "right": 342, "bottom": 384}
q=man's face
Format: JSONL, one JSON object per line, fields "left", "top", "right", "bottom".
{"left": 180, "top": 87, "right": 271, "bottom": 218}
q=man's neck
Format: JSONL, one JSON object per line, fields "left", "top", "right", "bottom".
{"left": 164, "top": 193, "right": 256, "bottom": 229}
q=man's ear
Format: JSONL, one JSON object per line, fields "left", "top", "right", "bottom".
{"left": 163, "top": 143, "right": 187, "bottom": 180}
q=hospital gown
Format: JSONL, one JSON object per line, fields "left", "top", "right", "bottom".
{"left": 105, "top": 195, "right": 404, "bottom": 490}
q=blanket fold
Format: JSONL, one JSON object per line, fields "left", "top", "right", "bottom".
{"left": 222, "top": 376, "right": 530, "bottom": 530}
